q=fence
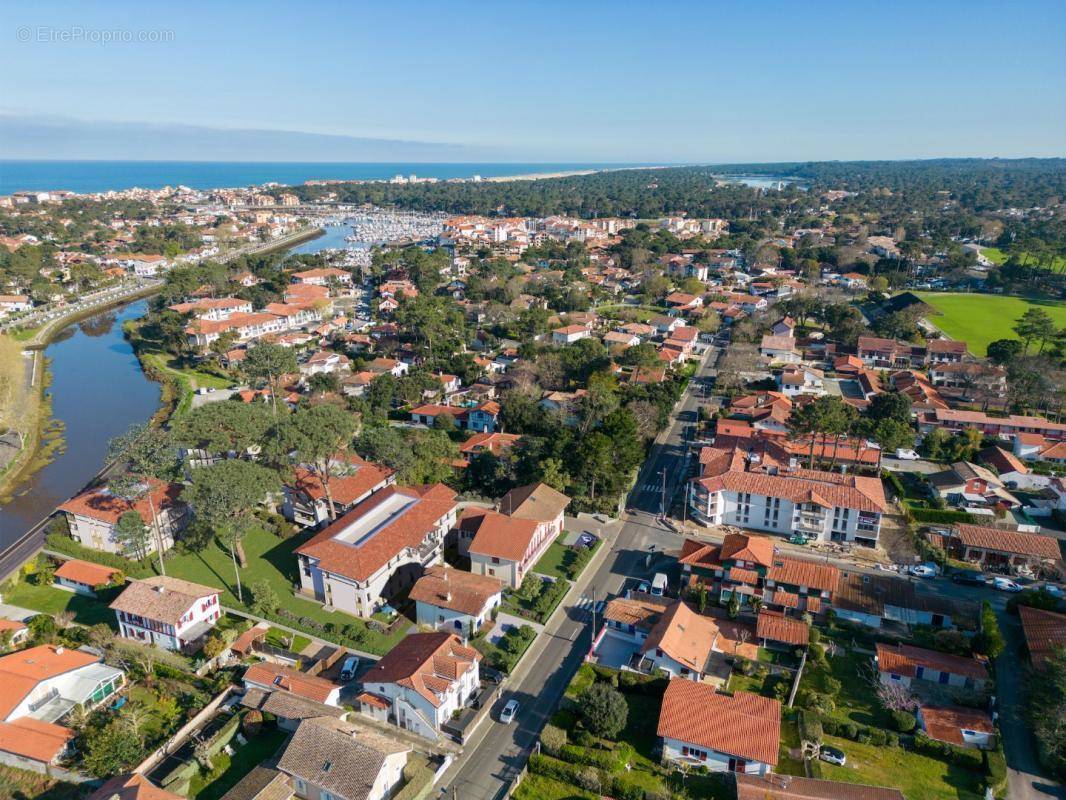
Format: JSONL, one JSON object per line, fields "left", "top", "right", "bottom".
{"left": 134, "top": 684, "right": 238, "bottom": 776}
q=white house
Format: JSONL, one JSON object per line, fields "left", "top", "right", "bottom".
{"left": 464, "top": 483, "right": 570, "bottom": 588}
{"left": 409, "top": 565, "right": 503, "bottom": 637}
{"left": 689, "top": 442, "right": 887, "bottom": 547}
{"left": 282, "top": 458, "right": 395, "bottom": 529}
{"left": 277, "top": 716, "right": 409, "bottom": 800}
{"left": 918, "top": 706, "right": 995, "bottom": 750}
{"left": 875, "top": 643, "right": 989, "bottom": 692}
{"left": 657, "top": 679, "right": 780, "bottom": 775}
{"left": 759, "top": 335, "right": 802, "bottom": 364}
{"left": 357, "top": 632, "right": 480, "bottom": 741}
{"left": 53, "top": 559, "right": 121, "bottom": 596}
{"left": 552, "top": 324, "right": 591, "bottom": 345}
{"left": 295, "top": 484, "right": 458, "bottom": 618}
{"left": 0, "top": 644, "right": 125, "bottom": 767}
{"left": 58, "top": 480, "right": 188, "bottom": 557}
{"left": 110, "top": 576, "right": 221, "bottom": 652}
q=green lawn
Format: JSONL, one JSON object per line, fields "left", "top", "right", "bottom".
{"left": 188, "top": 727, "right": 289, "bottom": 800}
{"left": 801, "top": 648, "right": 888, "bottom": 728}
{"left": 3, "top": 580, "right": 119, "bottom": 628}
{"left": 818, "top": 734, "right": 985, "bottom": 800}
{"left": 151, "top": 527, "right": 409, "bottom": 655}
{"left": 139, "top": 351, "right": 233, "bottom": 416}
{"left": 914, "top": 292, "right": 1066, "bottom": 356}
{"left": 979, "top": 247, "right": 1009, "bottom": 265}
{"left": 265, "top": 627, "right": 311, "bottom": 653}
{"left": 532, "top": 536, "right": 600, "bottom": 581}
{"left": 513, "top": 774, "right": 598, "bottom": 800}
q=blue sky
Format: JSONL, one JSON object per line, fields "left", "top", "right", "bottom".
{"left": 1, "top": 0, "right": 1064, "bottom": 162}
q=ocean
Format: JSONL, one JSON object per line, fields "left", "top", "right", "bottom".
{"left": 0, "top": 160, "right": 640, "bottom": 195}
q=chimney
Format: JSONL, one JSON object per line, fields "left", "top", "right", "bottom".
{"left": 155, "top": 585, "right": 166, "bottom": 594}
{"left": 55, "top": 646, "right": 65, "bottom": 655}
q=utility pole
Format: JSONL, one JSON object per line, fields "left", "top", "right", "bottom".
{"left": 660, "top": 468, "right": 667, "bottom": 519}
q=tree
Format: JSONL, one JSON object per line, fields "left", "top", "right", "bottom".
{"left": 1027, "top": 646, "right": 1066, "bottom": 779}
{"left": 249, "top": 579, "right": 280, "bottom": 618}
{"left": 171, "top": 400, "right": 272, "bottom": 456}
{"left": 972, "top": 601, "right": 1005, "bottom": 659}
{"left": 108, "top": 422, "right": 178, "bottom": 574}
{"left": 986, "top": 338, "right": 1023, "bottom": 365}
{"left": 114, "top": 510, "right": 150, "bottom": 560}
{"left": 1014, "top": 308, "right": 1056, "bottom": 354}
{"left": 277, "top": 405, "right": 357, "bottom": 521}
{"left": 579, "top": 682, "right": 628, "bottom": 739}
{"left": 81, "top": 722, "right": 144, "bottom": 777}
{"left": 243, "top": 343, "right": 298, "bottom": 422}
{"left": 182, "top": 460, "right": 280, "bottom": 603}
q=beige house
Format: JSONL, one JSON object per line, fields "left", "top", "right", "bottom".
{"left": 277, "top": 716, "right": 409, "bottom": 800}
{"left": 58, "top": 480, "right": 188, "bottom": 557}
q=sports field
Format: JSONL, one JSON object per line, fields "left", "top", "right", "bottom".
{"left": 914, "top": 292, "right": 1066, "bottom": 355}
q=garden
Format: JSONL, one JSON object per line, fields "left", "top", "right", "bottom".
{"left": 472, "top": 623, "right": 537, "bottom": 673}
{"left": 502, "top": 574, "right": 570, "bottom": 625}
{"left": 45, "top": 519, "right": 410, "bottom": 655}
{"left": 532, "top": 532, "right": 602, "bottom": 582}
{"left": 517, "top": 663, "right": 733, "bottom": 800}
{"left": 789, "top": 626, "right": 1003, "bottom": 799}
{"left": 914, "top": 292, "right": 1066, "bottom": 356}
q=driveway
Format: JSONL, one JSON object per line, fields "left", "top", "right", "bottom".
{"left": 995, "top": 611, "right": 1065, "bottom": 799}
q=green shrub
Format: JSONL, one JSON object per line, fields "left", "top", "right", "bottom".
{"left": 984, "top": 744, "right": 1008, "bottom": 798}
{"left": 575, "top": 766, "right": 601, "bottom": 793}
{"left": 913, "top": 732, "right": 985, "bottom": 770}
{"left": 909, "top": 508, "right": 977, "bottom": 524}
{"left": 540, "top": 723, "right": 567, "bottom": 756}
{"left": 891, "top": 710, "right": 917, "bottom": 733}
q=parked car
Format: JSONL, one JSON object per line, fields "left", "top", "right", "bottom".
{"left": 910, "top": 563, "right": 939, "bottom": 578}
{"left": 820, "top": 745, "right": 847, "bottom": 766}
{"left": 482, "top": 666, "right": 504, "bottom": 685}
{"left": 577, "top": 532, "right": 599, "bottom": 549}
{"left": 895, "top": 448, "right": 920, "bottom": 460}
{"left": 951, "top": 570, "right": 987, "bottom": 587}
{"left": 339, "top": 656, "right": 360, "bottom": 681}
{"left": 499, "top": 699, "right": 519, "bottom": 724}
{"left": 992, "top": 577, "right": 1022, "bottom": 593}
{"left": 788, "top": 534, "right": 810, "bottom": 545}
{"left": 1033, "top": 582, "right": 1064, "bottom": 598}
{"left": 651, "top": 573, "right": 669, "bottom": 597}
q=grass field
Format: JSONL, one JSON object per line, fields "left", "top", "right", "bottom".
{"left": 914, "top": 292, "right": 1066, "bottom": 355}
{"left": 151, "top": 527, "right": 409, "bottom": 655}
{"left": 4, "top": 580, "right": 120, "bottom": 628}
{"left": 818, "top": 734, "right": 985, "bottom": 800}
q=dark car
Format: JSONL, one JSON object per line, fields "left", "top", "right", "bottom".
{"left": 952, "top": 570, "right": 987, "bottom": 587}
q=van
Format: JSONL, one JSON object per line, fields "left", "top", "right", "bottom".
{"left": 339, "top": 656, "right": 360, "bottom": 681}
{"left": 651, "top": 573, "right": 668, "bottom": 597}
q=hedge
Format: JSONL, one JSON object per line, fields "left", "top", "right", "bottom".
{"left": 797, "top": 709, "right": 823, "bottom": 746}
{"left": 913, "top": 731, "right": 985, "bottom": 771}
{"left": 984, "top": 744, "right": 1008, "bottom": 798}
{"left": 817, "top": 714, "right": 898, "bottom": 748}
{"left": 883, "top": 471, "right": 906, "bottom": 499}
{"left": 45, "top": 532, "right": 153, "bottom": 577}
{"left": 908, "top": 508, "right": 977, "bottom": 525}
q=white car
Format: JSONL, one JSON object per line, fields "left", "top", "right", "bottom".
{"left": 895, "top": 449, "right": 920, "bottom": 460}
{"left": 819, "top": 745, "right": 847, "bottom": 766}
{"left": 910, "top": 563, "right": 939, "bottom": 578}
{"left": 499, "top": 699, "right": 519, "bottom": 724}
{"left": 992, "top": 577, "right": 1022, "bottom": 593}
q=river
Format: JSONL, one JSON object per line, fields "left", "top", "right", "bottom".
{"left": 0, "top": 300, "right": 161, "bottom": 550}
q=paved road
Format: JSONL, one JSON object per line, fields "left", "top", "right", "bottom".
{"left": 440, "top": 349, "right": 717, "bottom": 799}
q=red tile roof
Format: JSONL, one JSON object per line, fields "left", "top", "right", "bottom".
{"left": 0, "top": 717, "right": 74, "bottom": 764}
{"left": 1019, "top": 605, "right": 1066, "bottom": 666}
{"left": 767, "top": 556, "right": 841, "bottom": 594}
{"left": 757, "top": 610, "right": 810, "bottom": 646}
{"left": 876, "top": 643, "right": 988, "bottom": 681}
{"left": 720, "top": 533, "right": 775, "bottom": 567}
{"left": 363, "top": 632, "right": 479, "bottom": 708}
{"left": 499, "top": 482, "right": 570, "bottom": 522}
{"left": 920, "top": 705, "right": 993, "bottom": 746}
{"left": 0, "top": 645, "right": 100, "bottom": 719}
{"left": 657, "top": 679, "right": 781, "bottom": 765}
{"left": 57, "top": 479, "right": 184, "bottom": 525}
{"left": 953, "top": 524, "right": 1061, "bottom": 561}
{"left": 244, "top": 661, "right": 339, "bottom": 704}
{"left": 53, "top": 558, "right": 121, "bottom": 588}
{"left": 296, "top": 484, "right": 457, "bottom": 582}
{"left": 288, "top": 460, "right": 394, "bottom": 507}
{"left": 408, "top": 565, "right": 503, "bottom": 616}
{"left": 88, "top": 773, "right": 184, "bottom": 800}
{"left": 464, "top": 508, "right": 541, "bottom": 562}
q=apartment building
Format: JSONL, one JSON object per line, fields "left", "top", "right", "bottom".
{"left": 295, "top": 484, "right": 458, "bottom": 618}
{"left": 688, "top": 442, "right": 887, "bottom": 546}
